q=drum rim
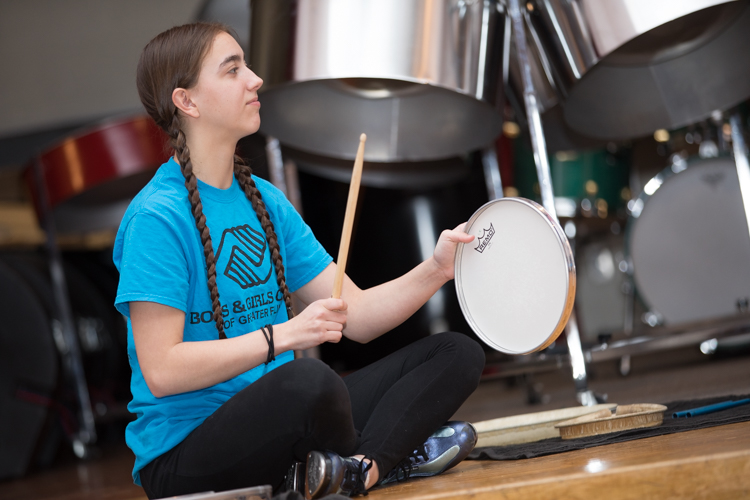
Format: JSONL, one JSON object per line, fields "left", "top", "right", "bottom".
{"left": 454, "top": 197, "right": 576, "bottom": 354}
{"left": 626, "top": 154, "right": 734, "bottom": 225}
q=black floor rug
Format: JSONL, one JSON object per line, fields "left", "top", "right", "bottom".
{"left": 468, "top": 393, "right": 750, "bottom": 461}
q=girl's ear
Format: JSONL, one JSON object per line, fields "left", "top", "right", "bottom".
{"left": 172, "top": 88, "right": 200, "bottom": 119}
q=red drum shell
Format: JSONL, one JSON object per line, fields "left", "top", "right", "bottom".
{"left": 24, "top": 115, "right": 170, "bottom": 225}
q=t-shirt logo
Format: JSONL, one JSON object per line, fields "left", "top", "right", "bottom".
{"left": 215, "top": 224, "right": 273, "bottom": 289}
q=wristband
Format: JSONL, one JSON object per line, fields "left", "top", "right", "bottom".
{"left": 260, "top": 324, "right": 275, "bottom": 364}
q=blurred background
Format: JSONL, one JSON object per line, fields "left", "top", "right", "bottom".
{"left": 2, "top": 0, "right": 750, "bottom": 496}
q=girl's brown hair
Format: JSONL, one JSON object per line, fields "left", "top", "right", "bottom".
{"left": 136, "top": 23, "right": 293, "bottom": 339}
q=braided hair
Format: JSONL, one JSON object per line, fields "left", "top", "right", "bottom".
{"left": 136, "top": 22, "right": 293, "bottom": 339}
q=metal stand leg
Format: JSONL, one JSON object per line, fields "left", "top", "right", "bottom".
{"left": 730, "top": 112, "right": 750, "bottom": 240}
{"left": 32, "top": 157, "right": 97, "bottom": 457}
{"left": 482, "top": 145, "right": 504, "bottom": 200}
{"left": 265, "top": 136, "right": 289, "bottom": 196}
{"left": 265, "top": 137, "right": 319, "bottom": 358}
{"left": 619, "top": 258, "right": 635, "bottom": 377}
{"left": 508, "top": 0, "right": 598, "bottom": 405}
{"left": 265, "top": 135, "right": 304, "bottom": 214}
{"left": 412, "top": 196, "right": 449, "bottom": 334}
{"left": 284, "top": 159, "right": 304, "bottom": 216}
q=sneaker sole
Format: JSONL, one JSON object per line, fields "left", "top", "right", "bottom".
{"left": 410, "top": 444, "right": 459, "bottom": 477}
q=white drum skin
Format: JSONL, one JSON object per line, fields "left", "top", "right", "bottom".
{"left": 455, "top": 198, "right": 576, "bottom": 354}
{"left": 628, "top": 157, "right": 750, "bottom": 324}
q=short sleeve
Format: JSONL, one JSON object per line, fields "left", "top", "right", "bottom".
{"left": 115, "top": 213, "right": 191, "bottom": 317}
{"left": 271, "top": 190, "right": 332, "bottom": 293}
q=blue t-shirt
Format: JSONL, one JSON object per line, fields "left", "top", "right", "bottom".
{"left": 113, "top": 157, "right": 332, "bottom": 485}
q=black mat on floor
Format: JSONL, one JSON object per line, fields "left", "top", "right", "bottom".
{"left": 468, "top": 394, "right": 750, "bottom": 460}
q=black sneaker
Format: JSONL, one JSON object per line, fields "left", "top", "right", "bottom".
{"left": 378, "top": 421, "right": 477, "bottom": 485}
{"left": 305, "top": 451, "right": 372, "bottom": 499}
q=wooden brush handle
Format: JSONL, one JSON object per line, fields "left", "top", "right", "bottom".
{"left": 332, "top": 134, "right": 367, "bottom": 299}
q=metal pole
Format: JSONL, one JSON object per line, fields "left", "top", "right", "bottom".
{"left": 32, "top": 156, "right": 97, "bottom": 456}
{"left": 730, "top": 112, "right": 750, "bottom": 241}
{"left": 265, "top": 136, "right": 289, "bottom": 197}
{"left": 412, "top": 196, "right": 448, "bottom": 334}
{"left": 482, "top": 146, "right": 504, "bottom": 200}
{"left": 508, "top": 0, "right": 597, "bottom": 405}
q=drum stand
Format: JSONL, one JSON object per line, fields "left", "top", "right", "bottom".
{"left": 31, "top": 156, "right": 97, "bottom": 457}
{"left": 265, "top": 136, "right": 304, "bottom": 215}
{"left": 506, "top": 0, "right": 600, "bottom": 406}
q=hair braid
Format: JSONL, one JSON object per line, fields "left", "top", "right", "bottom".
{"left": 233, "top": 156, "right": 295, "bottom": 319}
{"left": 168, "top": 113, "right": 227, "bottom": 339}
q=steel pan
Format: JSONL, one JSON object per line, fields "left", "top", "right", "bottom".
{"left": 530, "top": 0, "right": 750, "bottom": 139}
{"left": 249, "top": 0, "right": 504, "bottom": 162}
{"left": 455, "top": 197, "right": 576, "bottom": 354}
{"left": 282, "top": 146, "right": 470, "bottom": 189}
{"left": 628, "top": 156, "right": 750, "bottom": 324}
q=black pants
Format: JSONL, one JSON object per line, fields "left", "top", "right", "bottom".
{"left": 140, "top": 332, "right": 485, "bottom": 499}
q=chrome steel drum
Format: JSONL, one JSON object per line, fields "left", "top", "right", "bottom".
{"left": 455, "top": 198, "right": 576, "bottom": 354}
{"left": 628, "top": 157, "right": 750, "bottom": 324}
{"left": 249, "top": 0, "right": 504, "bottom": 162}
{"left": 530, "top": 0, "right": 750, "bottom": 139}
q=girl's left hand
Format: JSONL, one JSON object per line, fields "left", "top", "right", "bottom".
{"left": 432, "top": 223, "right": 475, "bottom": 281}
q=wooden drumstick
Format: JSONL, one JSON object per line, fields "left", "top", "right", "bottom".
{"left": 332, "top": 133, "right": 367, "bottom": 299}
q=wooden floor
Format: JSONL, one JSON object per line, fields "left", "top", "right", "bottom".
{"left": 369, "top": 422, "right": 750, "bottom": 500}
{"left": 2, "top": 348, "right": 750, "bottom": 500}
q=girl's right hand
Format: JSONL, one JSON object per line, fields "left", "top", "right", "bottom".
{"left": 278, "top": 298, "right": 348, "bottom": 352}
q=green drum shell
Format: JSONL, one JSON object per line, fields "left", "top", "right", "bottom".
{"left": 514, "top": 141, "right": 630, "bottom": 215}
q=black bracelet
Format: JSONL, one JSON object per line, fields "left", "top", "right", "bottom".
{"left": 260, "top": 324, "right": 275, "bottom": 364}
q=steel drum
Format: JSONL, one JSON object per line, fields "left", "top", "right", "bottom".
{"left": 455, "top": 197, "right": 576, "bottom": 354}
{"left": 628, "top": 156, "right": 750, "bottom": 324}
{"left": 282, "top": 146, "right": 470, "bottom": 189}
{"left": 530, "top": 0, "right": 750, "bottom": 139}
{"left": 249, "top": 0, "right": 504, "bottom": 162}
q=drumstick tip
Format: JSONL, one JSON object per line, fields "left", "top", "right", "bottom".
{"left": 360, "top": 133, "right": 367, "bottom": 142}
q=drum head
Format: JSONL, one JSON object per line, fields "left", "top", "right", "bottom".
{"left": 455, "top": 198, "right": 576, "bottom": 354}
{"left": 629, "top": 156, "right": 750, "bottom": 324}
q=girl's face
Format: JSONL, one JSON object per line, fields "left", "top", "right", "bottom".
{"left": 189, "top": 32, "right": 263, "bottom": 140}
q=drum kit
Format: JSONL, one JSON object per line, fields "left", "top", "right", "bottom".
{"left": 248, "top": 0, "right": 750, "bottom": 403}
